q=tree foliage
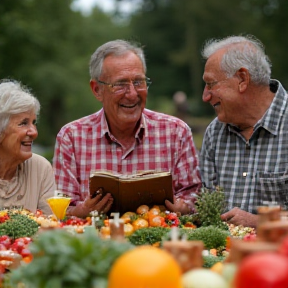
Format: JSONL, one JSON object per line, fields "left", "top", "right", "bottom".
{"left": 0, "top": 0, "right": 287, "bottom": 148}
{"left": 0, "top": 0, "right": 128, "bottom": 145}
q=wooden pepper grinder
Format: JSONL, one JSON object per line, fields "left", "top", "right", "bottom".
{"left": 162, "top": 227, "right": 204, "bottom": 273}
{"left": 109, "top": 212, "right": 125, "bottom": 241}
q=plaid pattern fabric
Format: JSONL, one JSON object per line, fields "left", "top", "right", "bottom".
{"left": 53, "top": 108, "right": 201, "bottom": 210}
{"left": 200, "top": 80, "right": 288, "bottom": 213}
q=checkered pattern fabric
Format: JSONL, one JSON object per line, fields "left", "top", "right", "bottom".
{"left": 200, "top": 80, "right": 288, "bottom": 213}
{"left": 53, "top": 108, "right": 201, "bottom": 211}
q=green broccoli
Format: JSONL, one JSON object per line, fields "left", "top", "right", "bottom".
{"left": 184, "top": 226, "right": 229, "bottom": 250}
{"left": 0, "top": 213, "right": 39, "bottom": 239}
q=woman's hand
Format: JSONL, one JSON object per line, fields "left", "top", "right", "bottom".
{"left": 67, "top": 190, "right": 114, "bottom": 218}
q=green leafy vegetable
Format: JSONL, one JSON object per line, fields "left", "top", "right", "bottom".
{"left": 202, "top": 255, "right": 227, "bottom": 268}
{"left": 8, "top": 229, "right": 134, "bottom": 288}
{"left": 195, "top": 186, "right": 228, "bottom": 230}
{"left": 0, "top": 213, "right": 39, "bottom": 239}
{"left": 185, "top": 226, "right": 229, "bottom": 250}
{"left": 127, "top": 227, "right": 170, "bottom": 246}
{"left": 179, "top": 214, "right": 201, "bottom": 227}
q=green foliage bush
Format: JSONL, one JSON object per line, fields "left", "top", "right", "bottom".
{"left": 8, "top": 229, "right": 134, "bottom": 288}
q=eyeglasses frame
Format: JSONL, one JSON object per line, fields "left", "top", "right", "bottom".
{"left": 96, "top": 77, "right": 152, "bottom": 94}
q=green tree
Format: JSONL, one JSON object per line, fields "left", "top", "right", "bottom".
{"left": 0, "top": 0, "right": 129, "bottom": 146}
{"left": 1, "top": 0, "right": 287, "bottom": 148}
{"left": 126, "top": 0, "right": 287, "bottom": 116}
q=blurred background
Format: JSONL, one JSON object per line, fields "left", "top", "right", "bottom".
{"left": 1, "top": 0, "right": 287, "bottom": 160}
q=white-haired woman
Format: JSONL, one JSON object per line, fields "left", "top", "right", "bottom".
{"left": 0, "top": 79, "right": 55, "bottom": 215}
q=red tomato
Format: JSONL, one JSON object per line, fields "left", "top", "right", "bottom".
{"left": 278, "top": 235, "right": 288, "bottom": 258}
{"left": 11, "top": 241, "right": 25, "bottom": 253}
{"left": 15, "top": 237, "right": 32, "bottom": 245}
{"left": 0, "top": 244, "right": 7, "bottom": 251}
{"left": 0, "top": 235, "right": 10, "bottom": 241}
{"left": 20, "top": 248, "right": 32, "bottom": 258}
{"left": 0, "top": 237, "right": 12, "bottom": 249}
{"left": 0, "top": 263, "right": 5, "bottom": 281}
{"left": 234, "top": 252, "right": 288, "bottom": 288}
{"left": 35, "top": 209, "right": 43, "bottom": 216}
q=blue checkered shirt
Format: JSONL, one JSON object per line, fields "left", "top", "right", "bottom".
{"left": 200, "top": 80, "right": 288, "bottom": 214}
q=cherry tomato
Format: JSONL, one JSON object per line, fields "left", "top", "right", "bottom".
{"left": 0, "top": 244, "right": 7, "bottom": 251}
{"left": 15, "top": 237, "right": 32, "bottom": 245}
{"left": 20, "top": 248, "right": 32, "bottom": 258}
{"left": 11, "top": 241, "right": 25, "bottom": 253}
{"left": 35, "top": 209, "right": 43, "bottom": 216}
{"left": 0, "top": 237, "right": 12, "bottom": 249}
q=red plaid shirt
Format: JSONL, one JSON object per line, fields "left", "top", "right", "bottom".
{"left": 53, "top": 108, "right": 201, "bottom": 210}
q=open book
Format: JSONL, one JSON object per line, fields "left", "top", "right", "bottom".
{"left": 89, "top": 171, "right": 173, "bottom": 215}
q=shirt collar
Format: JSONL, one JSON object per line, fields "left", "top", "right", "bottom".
{"left": 100, "top": 108, "right": 146, "bottom": 141}
{"left": 227, "top": 80, "right": 287, "bottom": 136}
{"left": 256, "top": 79, "right": 287, "bottom": 135}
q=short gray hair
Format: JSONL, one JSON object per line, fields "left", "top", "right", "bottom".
{"left": 201, "top": 35, "right": 272, "bottom": 85}
{"left": 89, "top": 39, "right": 147, "bottom": 80}
{"left": 0, "top": 79, "right": 40, "bottom": 135}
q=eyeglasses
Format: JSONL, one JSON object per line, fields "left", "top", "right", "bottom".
{"left": 96, "top": 77, "right": 152, "bottom": 95}
{"left": 205, "top": 78, "right": 229, "bottom": 90}
{"left": 205, "top": 81, "right": 219, "bottom": 90}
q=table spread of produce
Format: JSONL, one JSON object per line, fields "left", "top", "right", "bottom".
{"left": 1, "top": 186, "right": 288, "bottom": 288}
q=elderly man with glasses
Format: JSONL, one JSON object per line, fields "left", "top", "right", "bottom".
{"left": 53, "top": 39, "right": 201, "bottom": 218}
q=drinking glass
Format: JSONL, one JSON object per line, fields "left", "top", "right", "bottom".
{"left": 46, "top": 196, "right": 71, "bottom": 221}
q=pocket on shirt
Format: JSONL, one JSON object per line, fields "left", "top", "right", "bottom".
{"left": 258, "top": 171, "right": 288, "bottom": 209}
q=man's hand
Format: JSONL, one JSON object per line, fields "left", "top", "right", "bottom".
{"left": 67, "top": 191, "right": 113, "bottom": 218}
{"left": 221, "top": 207, "right": 258, "bottom": 228}
{"left": 165, "top": 196, "right": 191, "bottom": 215}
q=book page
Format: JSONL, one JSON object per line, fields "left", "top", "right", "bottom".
{"left": 90, "top": 171, "right": 121, "bottom": 179}
{"left": 119, "top": 171, "right": 171, "bottom": 181}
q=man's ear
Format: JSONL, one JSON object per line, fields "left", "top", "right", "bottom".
{"left": 90, "top": 79, "right": 103, "bottom": 101}
{"left": 235, "top": 67, "right": 250, "bottom": 93}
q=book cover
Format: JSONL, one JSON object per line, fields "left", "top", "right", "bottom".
{"left": 89, "top": 171, "right": 174, "bottom": 215}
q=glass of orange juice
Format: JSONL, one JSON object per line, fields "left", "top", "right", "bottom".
{"left": 46, "top": 195, "right": 71, "bottom": 221}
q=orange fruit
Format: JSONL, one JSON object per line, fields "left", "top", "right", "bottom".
{"left": 120, "top": 212, "right": 136, "bottom": 224}
{"left": 124, "top": 223, "right": 134, "bottom": 236}
{"left": 149, "top": 215, "right": 164, "bottom": 227}
{"left": 149, "top": 207, "right": 160, "bottom": 216}
{"left": 100, "top": 226, "right": 111, "bottom": 238}
{"left": 140, "top": 212, "right": 149, "bottom": 221}
{"left": 148, "top": 208, "right": 161, "bottom": 224}
{"left": 132, "top": 218, "right": 149, "bottom": 230}
{"left": 152, "top": 242, "right": 161, "bottom": 248}
{"left": 136, "top": 205, "right": 150, "bottom": 215}
{"left": 121, "top": 211, "right": 136, "bottom": 218}
{"left": 22, "top": 255, "right": 33, "bottom": 264}
{"left": 210, "top": 262, "right": 223, "bottom": 274}
{"left": 107, "top": 246, "right": 183, "bottom": 288}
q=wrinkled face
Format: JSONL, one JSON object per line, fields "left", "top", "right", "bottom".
{"left": 0, "top": 111, "right": 38, "bottom": 164}
{"left": 202, "top": 50, "right": 241, "bottom": 124}
{"left": 93, "top": 51, "right": 147, "bottom": 132}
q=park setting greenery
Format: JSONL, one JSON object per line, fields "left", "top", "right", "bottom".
{"left": 1, "top": 0, "right": 287, "bottom": 156}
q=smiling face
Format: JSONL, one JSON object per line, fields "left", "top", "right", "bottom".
{"left": 91, "top": 51, "right": 147, "bottom": 135}
{"left": 0, "top": 111, "right": 38, "bottom": 165}
{"left": 202, "top": 50, "right": 244, "bottom": 124}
